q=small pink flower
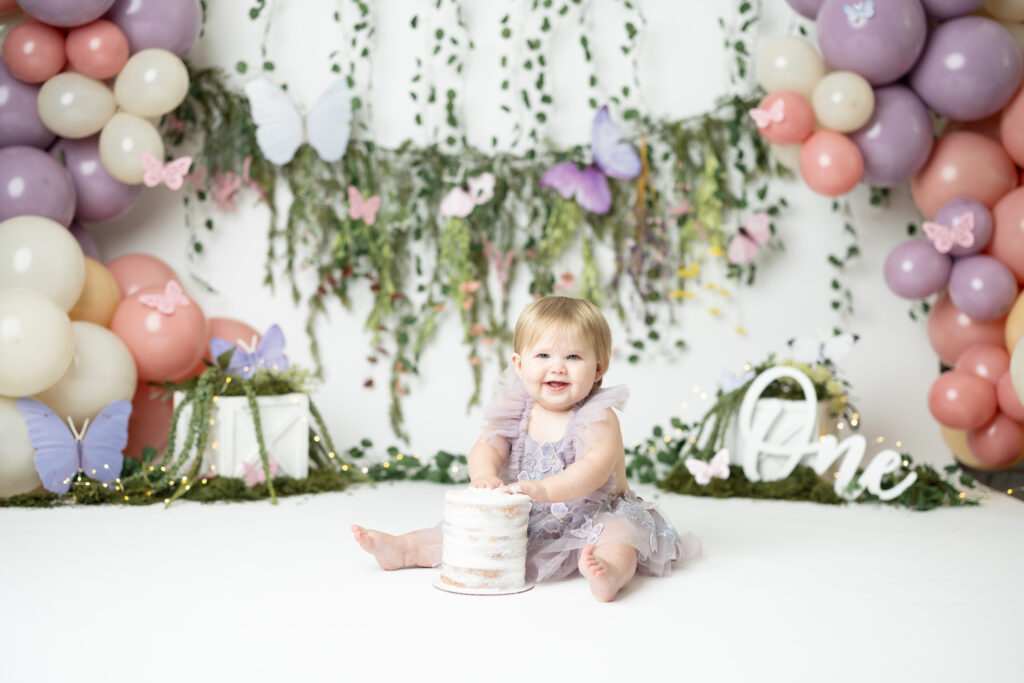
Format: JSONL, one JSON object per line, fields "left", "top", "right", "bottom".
{"left": 482, "top": 337, "right": 497, "bottom": 347}
{"left": 461, "top": 296, "right": 475, "bottom": 311}
{"left": 459, "top": 280, "right": 481, "bottom": 294}
{"left": 394, "top": 381, "right": 406, "bottom": 396}
{"left": 470, "top": 323, "right": 487, "bottom": 336}
{"left": 469, "top": 356, "right": 483, "bottom": 366}
{"left": 554, "top": 272, "right": 575, "bottom": 292}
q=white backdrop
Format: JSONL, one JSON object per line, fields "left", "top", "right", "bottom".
{"left": 91, "top": 1, "right": 949, "bottom": 468}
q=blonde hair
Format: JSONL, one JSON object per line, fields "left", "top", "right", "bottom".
{"left": 513, "top": 296, "right": 612, "bottom": 389}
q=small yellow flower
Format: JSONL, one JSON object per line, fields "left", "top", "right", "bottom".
{"left": 825, "top": 379, "right": 844, "bottom": 397}
{"left": 808, "top": 365, "right": 831, "bottom": 384}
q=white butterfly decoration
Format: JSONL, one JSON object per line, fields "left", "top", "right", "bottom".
{"left": 684, "top": 449, "right": 730, "bottom": 486}
{"left": 243, "top": 78, "right": 353, "bottom": 165}
{"left": 788, "top": 333, "right": 857, "bottom": 365}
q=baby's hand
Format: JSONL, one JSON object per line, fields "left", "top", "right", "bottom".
{"left": 469, "top": 475, "right": 503, "bottom": 489}
{"left": 503, "top": 480, "right": 548, "bottom": 503}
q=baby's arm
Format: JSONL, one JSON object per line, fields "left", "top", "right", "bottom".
{"left": 468, "top": 435, "right": 508, "bottom": 488}
{"left": 514, "top": 409, "right": 623, "bottom": 503}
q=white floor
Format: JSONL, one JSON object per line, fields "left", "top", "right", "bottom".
{"left": 1, "top": 481, "right": 1021, "bottom": 683}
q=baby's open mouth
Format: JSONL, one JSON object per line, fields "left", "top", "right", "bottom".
{"left": 545, "top": 381, "right": 568, "bottom": 391}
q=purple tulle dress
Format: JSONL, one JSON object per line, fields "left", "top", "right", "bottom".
{"left": 469, "top": 368, "right": 701, "bottom": 583}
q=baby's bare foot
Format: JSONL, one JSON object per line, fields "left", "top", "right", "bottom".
{"left": 578, "top": 544, "right": 625, "bottom": 602}
{"left": 351, "top": 525, "right": 411, "bottom": 570}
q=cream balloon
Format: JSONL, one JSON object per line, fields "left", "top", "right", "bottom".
{"left": 984, "top": 0, "right": 1024, "bottom": 21}
{"left": 770, "top": 143, "right": 802, "bottom": 171}
{"left": 98, "top": 112, "right": 165, "bottom": 184}
{"left": 812, "top": 71, "right": 875, "bottom": 133}
{"left": 0, "top": 396, "right": 42, "bottom": 497}
{"left": 0, "top": 288, "right": 74, "bottom": 397}
{"left": 755, "top": 36, "right": 827, "bottom": 100}
{"left": 37, "top": 72, "right": 117, "bottom": 139}
{"left": 0, "top": 215, "right": 85, "bottom": 312}
{"left": 113, "top": 49, "right": 189, "bottom": 118}
{"left": 33, "top": 321, "right": 136, "bottom": 426}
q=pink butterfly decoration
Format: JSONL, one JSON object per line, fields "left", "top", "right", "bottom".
{"left": 138, "top": 280, "right": 190, "bottom": 315}
{"left": 141, "top": 152, "right": 193, "bottom": 190}
{"left": 242, "top": 459, "right": 279, "bottom": 487}
{"left": 212, "top": 156, "right": 266, "bottom": 211}
{"left": 348, "top": 186, "right": 381, "bottom": 226}
{"left": 440, "top": 172, "right": 496, "bottom": 218}
{"left": 684, "top": 449, "right": 730, "bottom": 486}
{"left": 749, "top": 98, "right": 786, "bottom": 129}
{"left": 923, "top": 211, "right": 975, "bottom": 254}
{"left": 727, "top": 212, "right": 772, "bottom": 264}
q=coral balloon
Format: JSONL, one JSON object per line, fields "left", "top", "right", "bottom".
{"left": 883, "top": 240, "right": 952, "bottom": 299}
{"left": 941, "top": 425, "right": 991, "bottom": 470}
{"left": 0, "top": 146, "right": 76, "bottom": 225}
{"left": 103, "top": 0, "right": 202, "bottom": 58}
{"left": 920, "top": 0, "right": 986, "bottom": 19}
{"left": 908, "top": 17, "right": 1023, "bottom": 121}
{"left": 37, "top": 72, "right": 117, "bottom": 139}
{"left": 68, "top": 257, "right": 121, "bottom": 327}
{"left": 927, "top": 292, "right": 1007, "bottom": 365}
{"left": 798, "top": 130, "right": 863, "bottom": 196}
{"left": 0, "top": 396, "right": 42, "bottom": 497}
{"left": 849, "top": 85, "right": 933, "bottom": 187}
{"left": 967, "top": 412, "right": 1024, "bottom": 467}
{"left": 123, "top": 380, "right": 172, "bottom": 461}
{"left": 65, "top": 20, "right": 129, "bottom": 80}
{"left": 811, "top": 71, "right": 874, "bottom": 133}
{"left": 932, "top": 199, "right": 992, "bottom": 257}
{"left": 755, "top": 36, "right": 827, "bottom": 100}
{"left": 997, "top": 371, "right": 1024, "bottom": 421}
{"left": 947, "top": 255, "right": 1018, "bottom": 321}
{"left": 109, "top": 283, "right": 206, "bottom": 382}
{"left": 751, "top": 91, "right": 814, "bottom": 145}
{"left": 910, "top": 132, "right": 1017, "bottom": 218}
{"left": 97, "top": 112, "right": 163, "bottom": 184}
{"left": 113, "top": 48, "right": 189, "bottom": 117}
{"left": 999, "top": 85, "right": 1024, "bottom": 167}
{"left": 816, "top": 0, "right": 927, "bottom": 85}
{"left": 1, "top": 21, "right": 64, "bottom": 83}
{"left": 33, "top": 321, "right": 135, "bottom": 426}
{"left": 955, "top": 343, "right": 1011, "bottom": 383}
{"left": 928, "top": 370, "right": 998, "bottom": 430}
{"left": 0, "top": 215, "right": 85, "bottom": 312}
{"left": 0, "top": 287, "right": 74, "bottom": 397}
{"left": 0, "top": 59, "right": 54, "bottom": 148}
{"left": 51, "top": 136, "right": 141, "bottom": 223}
{"left": 987, "top": 186, "right": 1024, "bottom": 284}
{"left": 105, "top": 253, "right": 177, "bottom": 298}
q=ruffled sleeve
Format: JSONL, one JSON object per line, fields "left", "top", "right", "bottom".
{"left": 481, "top": 366, "right": 530, "bottom": 456}
{"left": 567, "top": 384, "right": 629, "bottom": 461}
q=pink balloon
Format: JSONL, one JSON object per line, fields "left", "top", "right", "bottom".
{"left": 124, "top": 380, "right": 172, "bottom": 461}
{"left": 799, "top": 131, "right": 863, "bottom": 197}
{"left": 106, "top": 253, "right": 177, "bottom": 298}
{"left": 954, "top": 343, "right": 1010, "bottom": 383}
{"left": 910, "top": 131, "right": 1018, "bottom": 218}
{"left": 109, "top": 284, "right": 206, "bottom": 382}
{"left": 926, "top": 292, "right": 1007, "bottom": 365}
{"left": 182, "top": 317, "right": 260, "bottom": 378}
{"left": 967, "top": 412, "right": 1024, "bottom": 468}
{"left": 65, "top": 20, "right": 129, "bottom": 80}
{"left": 753, "top": 91, "right": 815, "bottom": 145}
{"left": 928, "top": 370, "right": 998, "bottom": 430}
{"left": 986, "top": 186, "right": 1024, "bottom": 284}
{"left": 997, "top": 371, "right": 1024, "bottom": 421}
{"left": 1, "top": 22, "right": 65, "bottom": 83}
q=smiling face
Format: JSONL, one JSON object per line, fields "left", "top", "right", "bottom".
{"left": 511, "top": 330, "right": 604, "bottom": 412}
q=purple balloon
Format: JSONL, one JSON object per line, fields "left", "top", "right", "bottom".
{"left": 68, "top": 221, "right": 101, "bottom": 261}
{"left": 0, "top": 60, "right": 54, "bottom": 149}
{"left": 51, "top": 136, "right": 141, "bottom": 223}
{"left": 948, "top": 255, "right": 1018, "bottom": 320}
{"left": 104, "top": 0, "right": 202, "bottom": 58}
{"left": 919, "top": 0, "right": 986, "bottom": 19}
{"left": 0, "top": 146, "right": 76, "bottom": 226}
{"left": 16, "top": 0, "right": 116, "bottom": 27}
{"left": 909, "top": 17, "right": 1023, "bottom": 121}
{"left": 784, "top": 0, "right": 825, "bottom": 19}
{"left": 932, "top": 198, "right": 993, "bottom": 257}
{"left": 816, "top": 0, "right": 927, "bottom": 85}
{"left": 884, "top": 240, "right": 952, "bottom": 299}
{"left": 849, "top": 85, "right": 934, "bottom": 186}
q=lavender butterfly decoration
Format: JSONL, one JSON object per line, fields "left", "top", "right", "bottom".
{"left": 209, "top": 324, "right": 289, "bottom": 379}
{"left": 540, "top": 105, "right": 642, "bottom": 214}
{"left": 15, "top": 398, "right": 132, "bottom": 494}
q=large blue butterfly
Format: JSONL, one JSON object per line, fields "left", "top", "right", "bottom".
{"left": 15, "top": 399, "right": 131, "bottom": 494}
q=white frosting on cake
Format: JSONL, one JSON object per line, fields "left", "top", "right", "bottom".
{"left": 439, "top": 488, "right": 532, "bottom": 592}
